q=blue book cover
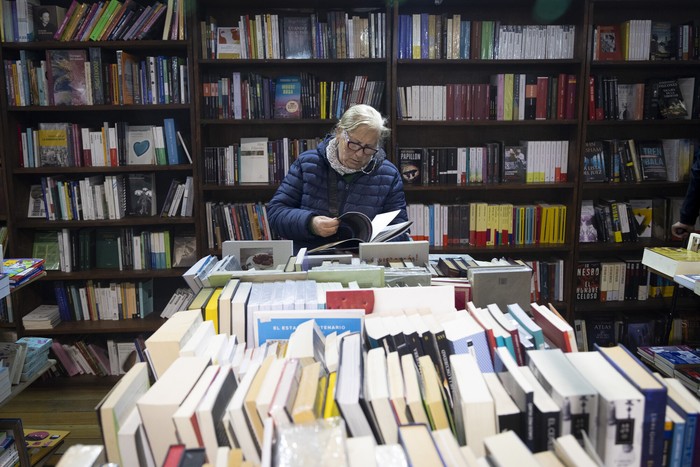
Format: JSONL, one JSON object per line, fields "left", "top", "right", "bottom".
{"left": 163, "top": 118, "right": 180, "bottom": 165}
{"left": 255, "top": 310, "right": 363, "bottom": 346}
{"left": 597, "top": 344, "right": 667, "bottom": 467}
{"left": 273, "top": 76, "right": 301, "bottom": 119}
{"left": 665, "top": 387, "right": 696, "bottom": 467}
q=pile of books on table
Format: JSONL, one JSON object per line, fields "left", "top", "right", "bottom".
{"left": 638, "top": 344, "right": 700, "bottom": 395}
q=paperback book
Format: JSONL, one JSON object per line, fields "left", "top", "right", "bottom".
{"left": 308, "top": 210, "right": 412, "bottom": 253}
{"left": 273, "top": 76, "right": 302, "bottom": 119}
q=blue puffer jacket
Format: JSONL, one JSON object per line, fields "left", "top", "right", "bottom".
{"left": 680, "top": 147, "right": 700, "bottom": 226}
{"left": 267, "top": 136, "right": 410, "bottom": 251}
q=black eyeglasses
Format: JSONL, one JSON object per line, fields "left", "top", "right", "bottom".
{"left": 342, "top": 130, "right": 379, "bottom": 157}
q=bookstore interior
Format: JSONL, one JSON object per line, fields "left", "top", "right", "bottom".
{"left": 2, "top": 0, "right": 700, "bottom": 465}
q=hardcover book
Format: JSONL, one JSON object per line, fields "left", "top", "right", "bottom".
{"left": 282, "top": 16, "right": 312, "bottom": 59}
{"left": 650, "top": 22, "right": 673, "bottom": 60}
{"left": 596, "top": 24, "right": 623, "bottom": 61}
{"left": 45, "top": 49, "right": 88, "bottom": 106}
{"left": 273, "top": 76, "right": 302, "bottom": 119}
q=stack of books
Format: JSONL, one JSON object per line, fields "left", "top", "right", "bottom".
{"left": 0, "top": 366, "right": 10, "bottom": 403}
{"left": 16, "top": 337, "right": 53, "bottom": 382}
{"left": 22, "top": 305, "right": 61, "bottom": 330}
{"left": 0, "top": 273, "right": 8, "bottom": 300}
{"left": 2, "top": 258, "right": 45, "bottom": 288}
{"left": 638, "top": 344, "right": 700, "bottom": 394}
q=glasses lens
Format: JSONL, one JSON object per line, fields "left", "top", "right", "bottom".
{"left": 347, "top": 141, "right": 363, "bottom": 151}
{"left": 362, "top": 147, "right": 378, "bottom": 156}
{"left": 346, "top": 140, "right": 377, "bottom": 156}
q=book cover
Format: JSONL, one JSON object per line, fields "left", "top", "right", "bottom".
{"left": 239, "top": 137, "right": 269, "bottom": 184}
{"left": 582, "top": 141, "right": 607, "bottom": 182}
{"left": 45, "top": 49, "right": 88, "bottom": 106}
{"left": 282, "top": 16, "right": 312, "bottom": 59}
{"left": 126, "top": 125, "right": 156, "bottom": 165}
{"left": 656, "top": 79, "right": 688, "bottom": 119}
{"left": 576, "top": 260, "right": 601, "bottom": 301}
{"left": 629, "top": 199, "right": 652, "bottom": 238}
{"left": 579, "top": 200, "right": 599, "bottom": 243}
{"left": 95, "top": 229, "right": 120, "bottom": 269}
{"left": 216, "top": 26, "right": 242, "bottom": 59}
{"left": 126, "top": 173, "right": 156, "bottom": 216}
{"left": 27, "top": 184, "right": 47, "bottom": 218}
{"left": 273, "top": 76, "right": 302, "bottom": 119}
{"left": 398, "top": 148, "right": 423, "bottom": 185}
{"left": 172, "top": 234, "right": 197, "bottom": 268}
{"left": 650, "top": 22, "right": 674, "bottom": 60}
{"left": 37, "top": 123, "right": 71, "bottom": 167}
{"left": 501, "top": 145, "right": 527, "bottom": 183}
{"left": 637, "top": 141, "right": 667, "bottom": 181}
{"left": 596, "top": 24, "right": 623, "bottom": 61}
{"left": 34, "top": 5, "right": 66, "bottom": 41}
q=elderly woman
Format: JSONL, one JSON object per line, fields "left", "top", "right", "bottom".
{"left": 267, "top": 104, "right": 409, "bottom": 252}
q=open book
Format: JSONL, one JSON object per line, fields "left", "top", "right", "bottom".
{"left": 308, "top": 210, "right": 412, "bottom": 254}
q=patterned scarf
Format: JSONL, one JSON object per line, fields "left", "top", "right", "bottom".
{"left": 326, "top": 137, "right": 367, "bottom": 175}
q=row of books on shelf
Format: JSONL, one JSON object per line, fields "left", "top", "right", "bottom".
{"left": 201, "top": 11, "right": 387, "bottom": 61}
{"left": 580, "top": 198, "right": 650, "bottom": 244}
{"left": 593, "top": 20, "right": 698, "bottom": 61}
{"left": 99, "top": 296, "right": 690, "bottom": 467}
{"left": 48, "top": 336, "right": 146, "bottom": 377}
{"left": 397, "top": 17, "right": 576, "bottom": 60}
{"left": 18, "top": 118, "right": 190, "bottom": 168}
{"left": 201, "top": 71, "right": 384, "bottom": 122}
{"left": 582, "top": 138, "right": 695, "bottom": 183}
{"left": 0, "top": 0, "right": 173, "bottom": 43}
{"left": 5, "top": 49, "right": 189, "bottom": 107}
{"left": 398, "top": 73, "right": 576, "bottom": 122}
{"left": 32, "top": 174, "right": 192, "bottom": 222}
{"left": 406, "top": 202, "right": 567, "bottom": 247}
{"left": 588, "top": 75, "right": 699, "bottom": 121}
{"left": 205, "top": 202, "right": 275, "bottom": 248}
{"left": 399, "top": 140, "right": 570, "bottom": 186}
{"left": 51, "top": 278, "right": 154, "bottom": 322}
{"left": 202, "top": 138, "right": 321, "bottom": 186}
{"left": 573, "top": 313, "right": 668, "bottom": 353}
{"left": 576, "top": 257, "right": 678, "bottom": 303}
{"left": 32, "top": 227, "right": 195, "bottom": 272}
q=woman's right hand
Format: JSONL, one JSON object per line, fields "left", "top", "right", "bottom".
{"left": 311, "top": 216, "right": 340, "bottom": 237}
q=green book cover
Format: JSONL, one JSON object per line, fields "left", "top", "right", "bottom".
{"left": 95, "top": 229, "right": 120, "bottom": 269}
{"left": 32, "top": 231, "right": 60, "bottom": 270}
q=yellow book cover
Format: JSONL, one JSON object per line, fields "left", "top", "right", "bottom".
{"left": 323, "top": 371, "right": 340, "bottom": 418}
{"left": 24, "top": 428, "right": 70, "bottom": 466}
{"left": 642, "top": 247, "right": 700, "bottom": 278}
{"left": 204, "top": 287, "right": 223, "bottom": 333}
{"left": 292, "top": 361, "right": 325, "bottom": 424}
{"left": 504, "top": 73, "right": 514, "bottom": 120}
{"left": 486, "top": 204, "right": 498, "bottom": 246}
{"left": 417, "top": 355, "right": 450, "bottom": 430}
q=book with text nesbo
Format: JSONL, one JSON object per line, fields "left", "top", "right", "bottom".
{"left": 308, "top": 210, "right": 412, "bottom": 253}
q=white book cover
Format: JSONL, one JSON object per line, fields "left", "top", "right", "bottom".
{"left": 239, "top": 137, "right": 269, "bottom": 183}
{"left": 196, "top": 365, "right": 238, "bottom": 463}
{"left": 172, "top": 365, "right": 221, "bottom": 448}
{"left": 566, "top": 352, "right": 644, "bottom": 466}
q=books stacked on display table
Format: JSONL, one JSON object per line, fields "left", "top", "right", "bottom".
{"left": 2, "top": 258, "right": 46, "bottom": 289}
{"left": 16, "top": 337, "right": 53, "bottom": 382}
{"left": 22, "top": 305, "right": 61, "bottom": 330}
{"left": 638, "top": 344, "right": 700, "bottom": 394}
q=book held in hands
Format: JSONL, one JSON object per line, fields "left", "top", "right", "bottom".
{"left": 308, "top": 210, "right": 412, "bottom": 253}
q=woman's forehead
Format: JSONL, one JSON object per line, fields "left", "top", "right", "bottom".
{"left": 347, "top": 126, "right": 379, "bottom": 143}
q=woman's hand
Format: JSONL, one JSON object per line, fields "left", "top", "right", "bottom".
{"left": 311, "top": 216, "right": 340, "bottom": 237}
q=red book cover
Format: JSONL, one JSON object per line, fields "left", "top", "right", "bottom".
{"left": 326, "top": 289, "right": 374, "bottom": 314}
{"left": 556, "top": 73, "right": 567, "bottom": 119}
{"left": 529, "top": 303, "right": 573, "bottom": 352}
{"left": 588, "top": 76, "right": 597, "bottom": 120}
{"left": 464, "top": 84, "right": 472, "bottom": 120}
{"left": 535, "top": 76, "right": 549, "bottom": 120}
{"left": 565, "top": 74, "right": 577, "bottom": 120}
{"left": 446, "top": 84, "right": 454, "bottom": 120}
{"left": 596, "top": 24, "right": 624, "bottom": 61}
{"left": 53, "top": 0, "right": 78, "bottom": 40}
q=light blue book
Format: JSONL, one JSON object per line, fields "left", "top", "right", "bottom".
{"left": 507, "top": 303, "right": 545, "bottom": 350}
{"left": 254, "top": 309, "right": 364, "bottom": 346}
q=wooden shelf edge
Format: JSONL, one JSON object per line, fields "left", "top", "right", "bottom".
{"left": 0, "top": 359, "right": 56, "bottom": 408}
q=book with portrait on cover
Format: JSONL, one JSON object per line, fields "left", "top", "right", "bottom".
{"left": 308, "top": 210, "right": 412, "bottom": 254}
